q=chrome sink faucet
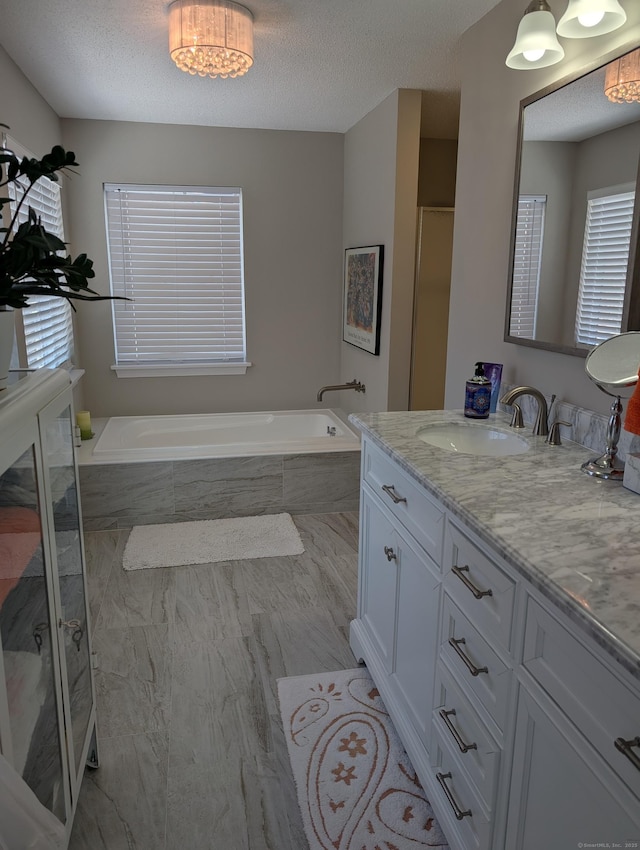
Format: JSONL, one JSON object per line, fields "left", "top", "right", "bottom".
{"left": 499, "top": 386, "right": 550, "bottom": 437}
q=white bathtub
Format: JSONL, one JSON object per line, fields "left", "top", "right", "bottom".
{"left": 82, "top": 408, "right": 360, "bottom": 463}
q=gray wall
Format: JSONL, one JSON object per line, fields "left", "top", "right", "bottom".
{"left": 1, "top": 45, "right": 421, "bottom": 421}
{"left": 519, "top": 140, "right": 575, "bottom": 344}
{"left": 0, "top": 47, "right": 61, "bottom": 155}
{"left": 61, "top": 119, "right": 344, "bottom": 417}
{"left": 340, "top": 89, "right": 422, "bottom": 414}
{"left": 446, "top": 0, "right": 640, "bottom": 411}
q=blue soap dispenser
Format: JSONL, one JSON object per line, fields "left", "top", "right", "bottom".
{"left": 464, "top": 362, "right": 492, "bottom": 419}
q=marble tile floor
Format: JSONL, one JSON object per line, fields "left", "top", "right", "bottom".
{"left": 69, "top": 511, "right": 360, "bottom": 850}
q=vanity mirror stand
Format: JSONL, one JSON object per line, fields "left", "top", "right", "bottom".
{"left": 581, "top": 394, "right": 625, "bottom": 479}
{"left": 581, "top": 331, "right": 640, "bottom": 480}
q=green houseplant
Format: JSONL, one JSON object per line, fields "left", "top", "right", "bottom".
{"left": 0, "top": 134, "right": 106, "bottom": 308}
{"left": 0, "top": 127, "right": 118, "bottom": 386}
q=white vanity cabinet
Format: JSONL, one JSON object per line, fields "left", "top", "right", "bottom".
{"left": 430, "top": 519, "right": 517, "bottom": 850}
{"left": 350, "top": 432, "right": 640, "bottom": 850}
{"left": 0, "top": 370, "right": 97, "bottom": 846}
{"left": 351, "top": 439, "right": 444, "bottom": 778}
{"left": 505, "top": 596, "right": 640, "bottom": 850}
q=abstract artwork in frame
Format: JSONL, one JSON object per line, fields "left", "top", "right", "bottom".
{"left": 342, "top": 245, "right": 384, "bottom": 355}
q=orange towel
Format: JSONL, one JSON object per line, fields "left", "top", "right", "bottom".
{"left": 0, "top": 507, "right": 42, "bottom": 607}
{"left": 624, "top": 369, "right": 640, "bottom": 435}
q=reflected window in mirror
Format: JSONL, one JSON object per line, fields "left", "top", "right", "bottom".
{"left": 575, "top": 183, "right": 635, "bottom": 347}
{"left": 505, "top": 45, "right": 640, "bottom": 357}
{"left": 510, "top": 194, "right": 546, "bottom": 338}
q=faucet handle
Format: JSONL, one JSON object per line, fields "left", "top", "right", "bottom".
{"left": 546, "top": 420, "right": 572, "bottom": 446}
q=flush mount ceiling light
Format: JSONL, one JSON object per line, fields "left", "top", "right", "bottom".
{"left": 506, "top": 0, "right": 565, "bottom": 70}
{"left": 604, "top": 48, "right": 640, "bottom": 103}
{"left": 556, "top": 0, "right": 626, "bottom": 38}
{"left": 168, "top": 0, "right": 254, "bottom": 79}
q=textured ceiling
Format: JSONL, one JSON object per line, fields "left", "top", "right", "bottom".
{"left": 0, "top": 0, "right": 504, "bottom": 137}
{"left": 524, "top": 57, "right": 640, "bottom": 142}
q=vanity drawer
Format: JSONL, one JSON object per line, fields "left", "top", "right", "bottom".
{"left": 431, "top": 733, "right": 492, "bottom": 850}
{"left": 440, "top": 594, "right": 511, "bottom": 734}
{"left": 432, "top": 661, "right": 500, "bottom": 811}
{"left": 362, "top": 439, "right": 444, "bottom": 565}
{"left": 522, "top": 595, "right": 640, "bottom": 800}
{"left": 444, "top": 521, "right": 516, "bottom": 653}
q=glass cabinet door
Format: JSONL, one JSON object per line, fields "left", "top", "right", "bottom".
{"left": 42, "top": 403, "right": 93, "bottom": 797}
{"left": 0, "top": 443, "right": 67, "bottom": 823}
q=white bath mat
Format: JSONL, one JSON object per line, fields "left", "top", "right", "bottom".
{"left": 122, "top": 513, "right": 304, "bottom": 570}
{"left": 277, "top": 667, "right": 449, "bottom": 850}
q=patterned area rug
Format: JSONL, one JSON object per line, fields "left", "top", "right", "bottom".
{"left": 277, "top": 667, "right": 449, "bottom": 850}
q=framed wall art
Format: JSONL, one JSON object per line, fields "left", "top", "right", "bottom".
{"left": 342, "top": 245, "right": 384, "bottom": 355}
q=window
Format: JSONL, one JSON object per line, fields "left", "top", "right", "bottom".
{"left": 575, "top": 185, "right": 635, "bottom": 348}
{"left": 5, "top": 137, "right": 74, "bottom": 369}
{"left": 104, "top": 184, "right": 249, "bottom": 377}
{"left": 509, "top": 195, "right": 546, "bottom": 339}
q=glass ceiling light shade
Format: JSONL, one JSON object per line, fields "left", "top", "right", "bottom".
{"left": 556, "top": 0, "right": 626, "bottom": 38}
{"left": 506, "top": 1, "right": 565, "bottom": 70}
{"left": 604, "top": 48, "right": 640, "bottom": 103}
{"left": 169, "top": 0, "right": 254, "bottom": 79}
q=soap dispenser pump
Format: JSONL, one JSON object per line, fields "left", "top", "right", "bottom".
{"left": 464, "top": 362, "right": 492, "bottom": 419}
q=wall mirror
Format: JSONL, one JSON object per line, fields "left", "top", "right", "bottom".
{"left": 505, "top": 46, "right": 640, "bottom": 357}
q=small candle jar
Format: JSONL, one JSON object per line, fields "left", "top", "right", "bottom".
{"left": 76, "top": 410, "right": 93, "bottom": 440}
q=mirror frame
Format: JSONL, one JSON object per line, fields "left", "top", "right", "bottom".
{"left": 504, "top": 44, "right": 640, "bottom": 358}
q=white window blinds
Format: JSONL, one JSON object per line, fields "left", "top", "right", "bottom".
{"left": 575, "top": 186, "right": 635, "bottom": 348}
{"left": 104, "top": 184, "right": 247, "bottom": 368}
{"left": 6, "top": 138, "right": 74, "bottom": 369}
{"left": 509, "top": 195, "right": 546, "bottom": 339}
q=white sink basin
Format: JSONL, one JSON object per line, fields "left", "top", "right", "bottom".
{"left": 417, "top": 422, "right": 530, "bottom": 456}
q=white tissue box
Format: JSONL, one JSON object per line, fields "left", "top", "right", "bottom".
{"left": 623, "top": 453, "right": 640, "bottom": 495}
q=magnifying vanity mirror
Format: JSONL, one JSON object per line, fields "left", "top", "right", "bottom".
{"left": 582, "top": 330, "right": 640, "bottom": 480}
{"left": 505, "top": 46, "right": 640, "bottom": 357}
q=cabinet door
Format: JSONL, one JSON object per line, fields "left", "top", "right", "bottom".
{"left": 40, "top": 399, "right": 95, "bottom": 802}
{"left": 359, "top": 488, "right": 398, "bottom": 672}
{"left": 505, "top": 684, "right": 640, "bottom": 850}
{"left": 0, "top": 432, "right": 68, "bottom": 823}
{"left": 393, "top": 531, "right": 440, "bottom": 745}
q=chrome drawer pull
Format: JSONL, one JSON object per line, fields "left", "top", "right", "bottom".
{"left": 384, "top": 545, "right": 397, "bottom": 562}
{"left": 382, "top": 484, "right": 407, "bottom": 505}
{"left": 449, "top": 637, "right": 489, "bottom": 677}
{"left": 439, "top": 708, "right": 478, "bottom": 753}
{"left": 436, "top": 772, "right": 472, "bottom": 820}
{"left": 452, "top": 565, "right": 493, "bottom": 600}
{"left": 614, "top": 736, "right": 640, "bottom": 771}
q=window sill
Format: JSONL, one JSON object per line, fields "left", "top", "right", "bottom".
{"left": 110, "top": 362, "right": 252, "bottom": 378}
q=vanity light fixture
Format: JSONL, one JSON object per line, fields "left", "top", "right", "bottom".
{"left": 168, "top": 0, "right": 254, "bottom": 79}
{"left": 506, "top": 0, "right": 565, "bottom": 70}
{"left": 556, "top": 0, "right": 626, "bottom": 38}
{"left": 604, "top": 48, "right": 640, "bottom": 103}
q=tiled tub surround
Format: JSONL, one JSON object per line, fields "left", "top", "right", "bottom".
{"left": 79, "top": 451, "right": 360, "bottom": 529}
{"left": 350, "top": 408, "right": 640, "bottom": 681}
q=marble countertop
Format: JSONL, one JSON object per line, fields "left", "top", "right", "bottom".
{"left": 349, "top": 409, "right": 640, "bottom": 684}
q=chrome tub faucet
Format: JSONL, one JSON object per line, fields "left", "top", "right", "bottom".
{"left": 317, "top": 379, "right": 366, "bottom": 402}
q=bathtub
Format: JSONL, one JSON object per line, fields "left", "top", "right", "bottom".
{"left": 77, "top": 409, "right": 361, "bottom": 528}
{"left": 83, "top": 408, "right": 360, "bottom": 463}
